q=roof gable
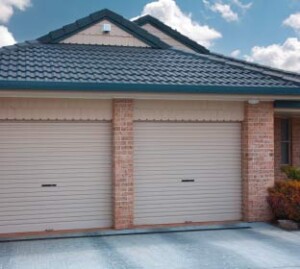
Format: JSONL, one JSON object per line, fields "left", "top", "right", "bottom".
{"left": 61, "top": 19, "right": 149, "bottom": 47}
{"left": 38, "top": 9, "right": 170, "bottom": 49}
{"left": 141, "top": 23, "right": 195, "bottom": 53}
{"left": 134, "top": 15, "right": 209, "bottom": 54}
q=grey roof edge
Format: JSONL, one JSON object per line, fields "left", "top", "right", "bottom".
{"left": 171, "top": 48, "right": 300, "bottom": 87}
{"left": 37, "top": 9, "right": 171, "bottom": 49}
{"left": 133, "top": 15, "right": 210, "bottom": 54}
{"left": 1, "top": 80, "right": 300, "bottom": 96}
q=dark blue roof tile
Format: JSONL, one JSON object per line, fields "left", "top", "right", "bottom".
{"left": 0, "top": 43, "right": 300, "bottom": 92}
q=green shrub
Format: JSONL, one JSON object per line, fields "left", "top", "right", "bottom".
{"left": 281, "top": 166, "right": 300, "bottom": 181}
{"left": 268, "top": 181, "right": 300, "bottom": 222}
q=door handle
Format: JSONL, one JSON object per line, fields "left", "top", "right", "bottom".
{"left": 181, "top": 179, "right": 195, "bottom": 183}
{"left": 41, "top": 184, "right": 57, "bottom": 187}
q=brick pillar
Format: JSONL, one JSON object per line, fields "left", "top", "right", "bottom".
{"left": 112, "top": 99, "right": 134, "bottom": 229}
{"left": 242, "top": 102, "right": 274, "bottom": 221}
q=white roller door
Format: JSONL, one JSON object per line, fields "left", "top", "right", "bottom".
{"left": 134, "top": 122, "right": 242, "bottom": 225}
{"left": 0, "top": 121, "right": 112, "bottom": 234}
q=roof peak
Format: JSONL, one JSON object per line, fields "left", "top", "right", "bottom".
{"left": 37, "top": 9, "right": 170, "bottom": 49}
{"left": 134, "top": 14, "right": 209, "bottom": 54}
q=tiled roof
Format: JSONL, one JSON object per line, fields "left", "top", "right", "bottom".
{"left": 135, "top": 15, "right": 300, "bottom": 83}
{"left": 0, "top": 42, "right": 299, "bottom": 91}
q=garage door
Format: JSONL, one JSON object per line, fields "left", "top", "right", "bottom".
{"left": 0, "top": 121, "right": 112, "bottom": 234}
{"left": 134, "top": 122, "right": 242, "bottom": 225}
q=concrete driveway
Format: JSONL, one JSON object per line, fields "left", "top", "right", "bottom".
{"left": 0, "top": 223, "right": 300, "bottom": 269}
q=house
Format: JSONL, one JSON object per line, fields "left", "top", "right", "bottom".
{"left": 0, "top": 9, "right": 300, "bottom": 235}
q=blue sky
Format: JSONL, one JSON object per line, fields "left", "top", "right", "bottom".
{"left": 1, "top": 0, "right": 300, "bottom": 72}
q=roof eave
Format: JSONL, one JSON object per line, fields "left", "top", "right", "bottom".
{"left": 1, "top": 80, "right": 300, "bottom": 96}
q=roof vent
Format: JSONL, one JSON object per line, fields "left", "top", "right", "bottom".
{"left": 102, "top": 23, "right": 111, "bottom": 33}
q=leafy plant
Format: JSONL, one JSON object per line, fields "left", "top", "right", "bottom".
{"left": 268, "top": 181, "right": 300, "bottom": 222}
{"left": 281, "top": 166, "right": 300, "bottom": 181}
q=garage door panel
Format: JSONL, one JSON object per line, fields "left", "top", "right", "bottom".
{"left": 0, "top": 121, "right": 112, "bottom": 234}
{"left": 0, "top": 168, "right": 110, "bottom": 176}
{"left": 0, "top": 219, "right": 111, "bottom": 234}
{"left": 0, "top": 189, "right": 112, "bottom": 199}
{"left": 135, "top": 212, "right": 241, "bottom": 226}
{"left": 0, "top": 200, "right": 112, "bottom": 212}
{"left": 135, "top": 158, "right": 241, "bottom": 163}
{"left": 0, "top": 177, "right": 111, "bottom": 185}
{"left": 0, "top": 192, "right": 110, "bottom": 204}
{"left": 0, "top": 197, "right": 110, "bottom": 208}
{"left": 133, "top": 170, "right": 241, "bottom": 177}
{"left": 135, "top": 177, "right": 241, "bottom": 184}
{"left": 0, "top": 207, "right": 112, "bottom": 221}
{"left": 0, "top": 158, "right": 110, "bottom": 165}
{"left": 0, "top": 147, "right": 110, "bottom": 155}
{"left": 135, "top": 167, "right": 241, "bottom": 173}
{"left": 1, "top": 181, "right": 112, "bottom": 189}
{"left": 135, "top": 201, "right": 242, "bottom": 211}
{"left": 135, "top": 192, "right": 241, "bottom": 200}
{"left": 0, "top": 164, "right": 111, "bottom": 172}
{"left": 134, "top": 122, "right": 242, "bottom": 225}
{"left": 0, "top": 185, "right": 112, "bottom": 194}
{"left": 135, "top": 197, "right": 241, "bottom": 206}
{"left": 0, "top": 214, "right": 112, "bottom": 227}
{"left": 134, "top": 164, "right": 241, "bottom": 170}
{"left": 135, "top": 182, "right": 241, "bottom": 189}
{"left": 135, "top": 207, "right": 241, "bottom": 217}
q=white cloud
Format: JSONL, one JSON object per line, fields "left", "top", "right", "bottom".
{"left": 231, "top": 0, "right": 252, "bottom": 11}
{"left": 230, "top": 49, "right": 241, "bottom": 57}
{"left": 0, "top": 0, "right": 31, "bottom": 23}
{"left": 203, "top": 0, "right": 252, "bottom": 22}
{"left": 245, "top": 38, "right": 300, "bottom": 73}
{"left": 283, "top": 12, "right": 300, "bottom": 34}
{"left": 136, "top": 0, "right": 222, "bottom": 47}
{"left": 211, "top": 3, "right": 238, "bottom": 22}
{"left": 0, "top": 25, "right": 16, "bottom": 47}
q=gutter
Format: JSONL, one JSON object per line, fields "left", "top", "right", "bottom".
{"left": 1, "top": 80, "right": 300, "bottom": 96}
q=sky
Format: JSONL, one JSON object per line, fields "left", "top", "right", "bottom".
{"left": 0, "top": 0, "right": 300, "bottom": 73}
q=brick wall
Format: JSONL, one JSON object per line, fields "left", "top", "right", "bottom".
{"left": 112, "top": 99, "right": 134, "bottom": 229}
{"left": 111, "top": 99, "right": 277, "bottom": 227}
{"left": 242, "top": 102, "right": 274, "bottom": 221}
{"left": 292, "top": 118, "right": 300, "bottom": 167}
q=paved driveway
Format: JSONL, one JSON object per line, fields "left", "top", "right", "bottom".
{"left": 0, "top": 223, "right": 300, "bottom": 269}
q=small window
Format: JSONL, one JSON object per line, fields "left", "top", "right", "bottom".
{"left": 280, "top": 119, "right": 291, "bottom": 165}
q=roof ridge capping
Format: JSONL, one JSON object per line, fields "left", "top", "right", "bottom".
{"left": 37, "top": 9, "right": 171, "bottom": 49}
{"left": 133, "top": 14, "right": 210, "bottom": 54}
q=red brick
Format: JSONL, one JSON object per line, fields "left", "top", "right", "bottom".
{"left": 112, "top": 99, "right": 134, "bottom": 229}
{"left": 242, "top": 102, "right": 274, "bottom": 221}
